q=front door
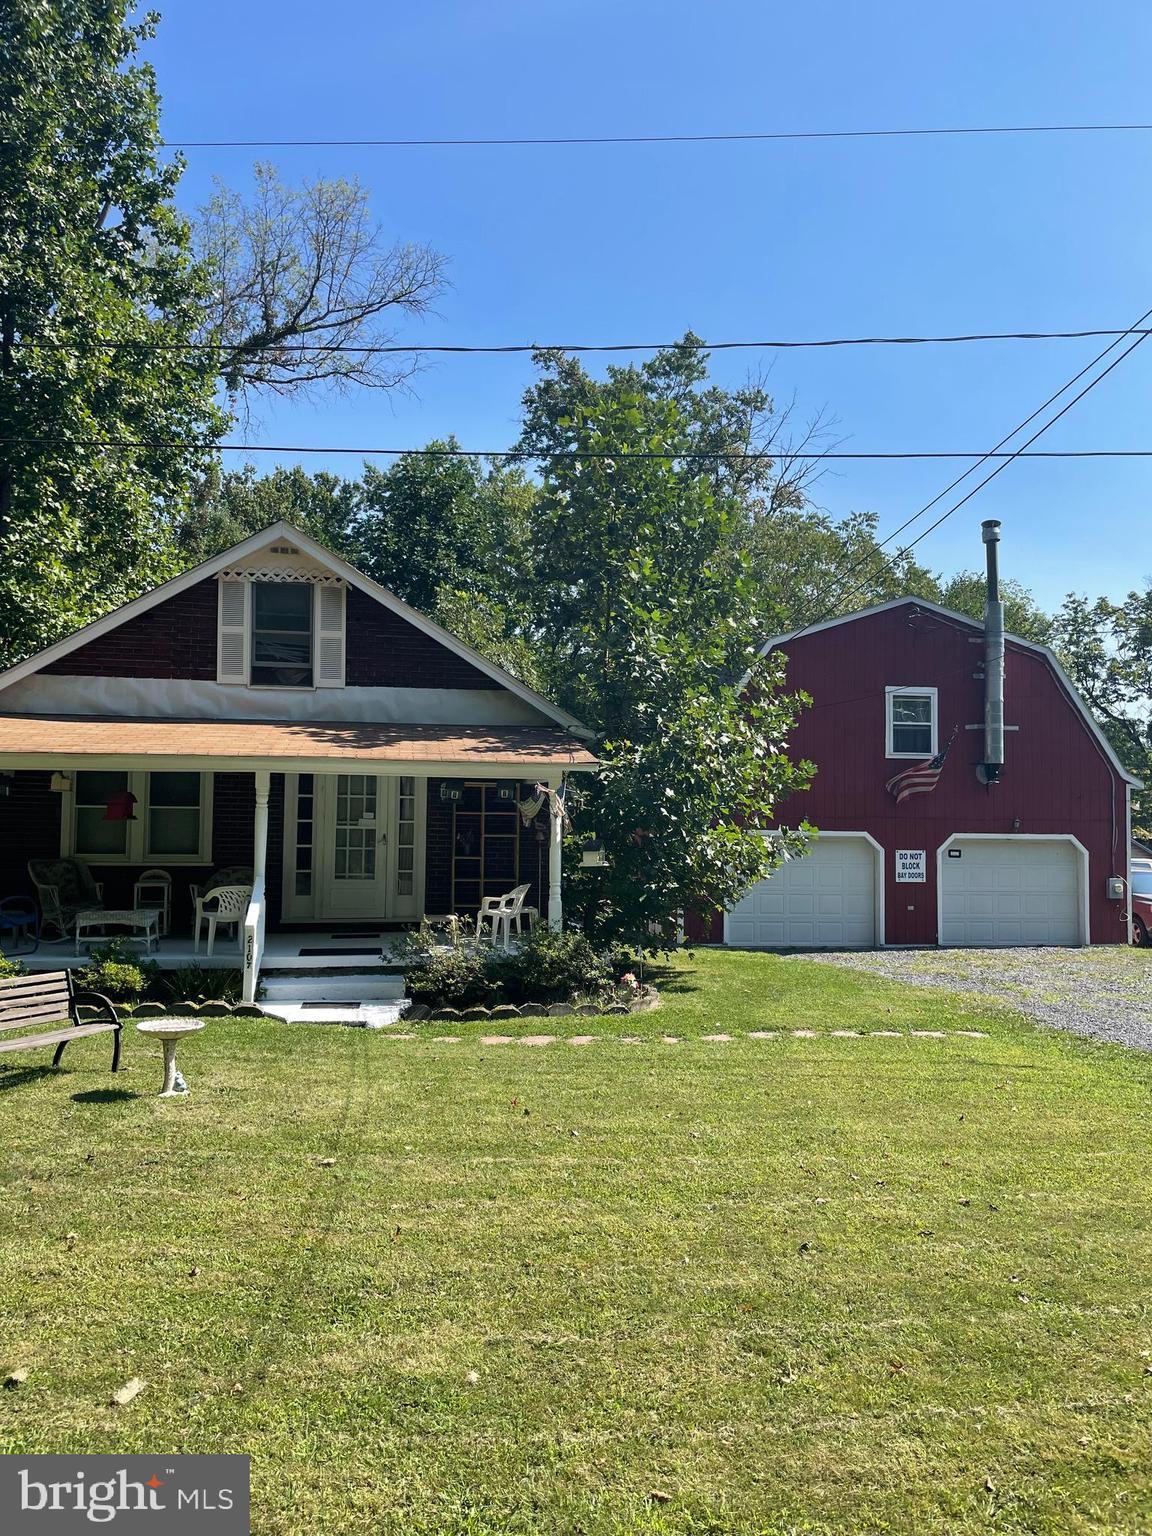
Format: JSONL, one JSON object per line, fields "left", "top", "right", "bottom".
{"left": 282, "top": 773, "right": 426, "bottom": 924}
{"left": 321, "top": 773, "right": 388, "bottom": 920}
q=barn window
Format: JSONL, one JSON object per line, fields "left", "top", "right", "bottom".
{"left": 886, "top": 687, "right": 937, "bottom": 758}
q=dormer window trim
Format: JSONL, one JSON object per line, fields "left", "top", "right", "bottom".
{"left": 885, "top": 685, "right": 938, "bottom": 759}
{"left": 217, "top": 573, "right": 346, "bottom": 690}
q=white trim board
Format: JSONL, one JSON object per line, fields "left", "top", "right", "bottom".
{"left": 748, "top": 596, "right": 1141, "bottom": 788}
{"left": 935, "top": 832, "right": 1091, "bottom": 947}
{"left": 0, "top": 519, "right": 594, "bottom": 741}
{"left": 0, "top": 675, "right": 548, "bottom": 726}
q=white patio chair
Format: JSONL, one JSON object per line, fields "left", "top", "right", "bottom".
{"left": 475, "top": 883, "right": 531, "bottom": 950}
{"left": 193, "top": 883, "right": 253, "bottom": 957}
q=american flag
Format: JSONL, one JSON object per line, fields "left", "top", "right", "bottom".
{"left": 885, "top": 726, "right": 958, "bottom": 805}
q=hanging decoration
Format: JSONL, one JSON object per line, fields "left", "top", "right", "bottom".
{"left": 103, "top": 790, "right": 138, "bottom": 822}
{"left": 533, "top": 780, "right": 571, "bottom": 830}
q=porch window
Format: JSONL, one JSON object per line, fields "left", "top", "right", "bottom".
{"left": 147, "top": 772, "right": 203, "bottom": 856}
{"left": 886, "top": 687, "right": 937, "bottom": 759}
{"left": 68, "top": 771, "right": 211, "bottom": 863}
{"left": 250, "top": 581, "right": 313, "bottom": 687}
{"left": 74, "top": 771, "right": 132, "bottom": 858}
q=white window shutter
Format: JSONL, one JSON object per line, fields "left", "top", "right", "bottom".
{"left": 217, "top": 577, "right": 249, "bottom": 684}
{"left": 316, "top": 582, "right": 346, "bottom": 687}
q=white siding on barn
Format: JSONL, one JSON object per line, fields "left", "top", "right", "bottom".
{"left": 937, "top": 837, "right": 1084, "bottom": 946}
{"left": 726, "top": 836, "right": 878, "bottom": 949}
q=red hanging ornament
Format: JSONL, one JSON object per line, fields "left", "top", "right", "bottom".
{"left": 103, "top": 790, "right": 138, "bottom": 822}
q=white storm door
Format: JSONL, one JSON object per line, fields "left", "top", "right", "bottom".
{"left": 319, "top": 773, "right": 389, "bottom": 921}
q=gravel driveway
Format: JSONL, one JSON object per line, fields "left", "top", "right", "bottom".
{"left": 801, "top": 946, "right": 1152, "bottom": 1050}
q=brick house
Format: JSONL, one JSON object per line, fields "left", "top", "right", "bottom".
{"left": 0, "top": 522, "right": 596, "bottom": 1003}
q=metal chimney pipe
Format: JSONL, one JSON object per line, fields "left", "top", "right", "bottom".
{"left": 981, "top": 519, "right": 1004, "bottom": 783}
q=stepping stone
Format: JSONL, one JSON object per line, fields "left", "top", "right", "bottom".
{"left": 517, "top": 1035, "right": 555, "bottom": 1046}
{"left": 748, "top": 1031, "right": 778, "bottom": 1040}
{"left": 869, "top": 1030, "right": 903, "bottom": 1037}
{"left": 911, "top": 1031, "right": 947, "bottom": 1039}
{"left": 830, "top": 1030, "right": 862, "bottom": 1038}
{"left": 954, "top": 1030, "right": 989, "bottom": 1038}
{"left": 568, "top": 1035, "right": 599, "bottom": 1045}
{"left": 792, "top": 1029, "right": 818, "bottom": 1038}
{"left": 661, "top": 1036, "right": 681, "bottom": 1044}
{"left": 619, "top": 1036, "right": 644, "bottom": 1044}
{"left": 382, "top": 1033, "right": 416, "bottom": 1041}
{"left": 479, "top": 1035, "right": 514, "bottom": 1046}
{"left": 701, "top": 1033, "right": 732, "bottom": 1042}
{"left": 432, "top": 1035, "right": 461, "bottom": 1043}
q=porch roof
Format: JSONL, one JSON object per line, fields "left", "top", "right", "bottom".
{"left": 0, "top": 713, "right": 598, "bottom": 774}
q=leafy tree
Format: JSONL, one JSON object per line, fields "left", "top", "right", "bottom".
{"left": 520, "top": 382, "right": 813, "bottom": 943}
{"left": 1051, "top": 588, "right": 1152, "bottom": 833}
{"left": 352, "top": 442, "right": 536, "bottom": 616}
{"left": 0, "top": 0, "right": 225, "bottom": 665}
{"left": 938, "top": 571, "right": 1053, "bottom": 644}
{"left": 194, "top": 165, "right": 446, "bottom": 402}
{"left": 176, "top": 463, "right": 361, "bottom": 565}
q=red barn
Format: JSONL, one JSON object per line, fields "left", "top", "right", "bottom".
{"left": 689, "top": 577, "right": 1138, "bottom": 949}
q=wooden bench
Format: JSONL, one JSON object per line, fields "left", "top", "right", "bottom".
{"left": 0, "top": 971, "right": 122, "bottom": 1072}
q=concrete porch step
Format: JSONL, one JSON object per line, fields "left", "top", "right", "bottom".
{"left": 264, "top": 1001, "right": 407, "bottom": 1028}
{"left": 260, "top": 972, "right": 407, "bottom": 1003}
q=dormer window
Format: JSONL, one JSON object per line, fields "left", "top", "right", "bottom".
{"left": 886, "top": 687, "right": 937, "bottom": 758}
{"left": 251, "top": 582, "right": 313, "bottom": 687}
{"left": 217, "top": 573, "right": 345, "bottom": 688}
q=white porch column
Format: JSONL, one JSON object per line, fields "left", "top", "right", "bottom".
{"left": 547, "top": 775, "right": 564, "bottom": 932}
{"left": 253, "top": 769, "right": 270, "bottom": 885}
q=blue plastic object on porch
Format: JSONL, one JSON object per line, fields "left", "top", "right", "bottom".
{"left": 0, "top": 896, "right": 40, "bottom": 955}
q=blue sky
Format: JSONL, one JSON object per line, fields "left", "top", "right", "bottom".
{"left": 149, "top": 0, "right": 1152, "bottom": 610}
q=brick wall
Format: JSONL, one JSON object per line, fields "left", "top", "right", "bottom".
{"left": 344, "top": 588, "right": 501, "bottom": 690}
{"left": 423, "top": 777, "right": 546, "bottom": 919}
{"left": 41, "top": 578, "right": 504, "bottom": 692}
{"left": 44, "top": 579, "right": 218, "bottom": 679}
{"left": 0, "top": 772, "right": 63, "bottom": 900}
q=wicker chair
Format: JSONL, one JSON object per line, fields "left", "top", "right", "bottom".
{"left": 27, "top": 857, "right": 104, "bottom": 942}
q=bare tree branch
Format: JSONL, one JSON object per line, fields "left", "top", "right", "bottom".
{"left": 194, "top": 164, "right": 448, "bottom": 400}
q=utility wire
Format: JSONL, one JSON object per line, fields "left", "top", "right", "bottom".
{"left": 786, "top": 304, "right": 1152, "bottom": 634}
{"left": 4, "top": 439, "right": 1152, "bottom": 461}
{"left": 155, "top": 122, "right": 1152, "bottom": 149}
{"left": 11, "top": 327, "right": 1152, "bottom": 355}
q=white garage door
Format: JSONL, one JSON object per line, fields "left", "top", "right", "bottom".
{"left": 726, "top": 837, "right": 877, "bottom": 948}
{"left": 938, "top": 838, "right": 1084, "bottom": 946}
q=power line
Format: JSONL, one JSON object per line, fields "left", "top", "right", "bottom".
{"left": 12, "top": 327, "right": 1152, "bottom": 356}
{"left": 156, "top": 122, "right": 1152, "bottom": 149}
{"left": 5, "top": 438, "right": 1152, "bottom": 461}
{"left": 789, "top": 303, "right": 1152, "bottom": 631}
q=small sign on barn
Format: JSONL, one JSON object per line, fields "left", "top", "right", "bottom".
{"left": 895, "top": 849, "right": 927, "bottom": 883}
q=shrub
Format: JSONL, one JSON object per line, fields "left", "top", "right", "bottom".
{"left": 402, "top": 921, "right": 500, "bottom": 1008}
{"left": 0, "top": 954, "right": 27, "bottom": 979}
{"left": 161, "top": 965, "right": 255, "bottom": 1003}
{"left": 78, "top": 938, "right": 159, "bottom": 1001}
{"left": 493, "top": 926, "right": 614, "bottom": 1003}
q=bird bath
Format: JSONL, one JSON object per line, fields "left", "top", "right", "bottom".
{"left": 135, "top": 1019, "right": 206, "bottom": 1097}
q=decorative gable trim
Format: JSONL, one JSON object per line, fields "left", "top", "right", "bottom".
{"left": 0, "top": 519, "right": 594, "bottom": 738}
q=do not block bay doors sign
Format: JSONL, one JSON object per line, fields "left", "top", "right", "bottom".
{"left": 895, "top": 850, "right": 926, "bottom": 882}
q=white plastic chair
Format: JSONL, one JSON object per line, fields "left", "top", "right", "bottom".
{"left": 193, "top": 883, "right": 253, "bottom": 956}
{"left": 475, "top": 883, "right": 531, "bottom": 949}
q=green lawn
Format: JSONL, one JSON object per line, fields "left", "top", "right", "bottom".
{"left": 2, "top": 950, "right": 1151, "bottom": 1535}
